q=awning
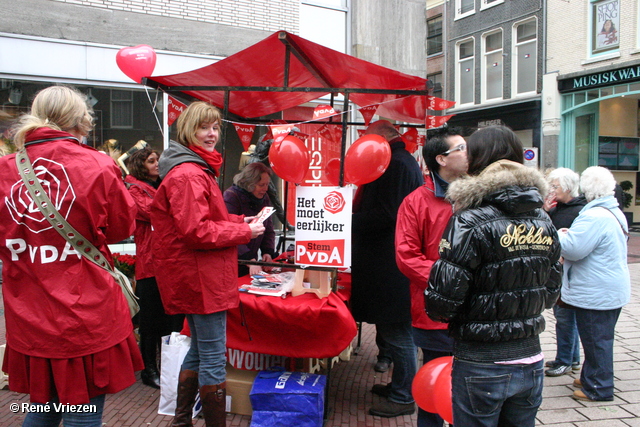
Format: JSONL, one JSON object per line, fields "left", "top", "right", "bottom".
{"left": 144, "top": 31, "right": 430, "bottom": 124}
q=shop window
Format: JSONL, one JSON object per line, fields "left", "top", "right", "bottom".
{"left": 513, "top": 18, "right": 537, "bottom": 95}
{"left": 456, "top": 39, "right": 475, "bottom": 105}
{"left": 598, "top": 136, "right": 639, "bottom": 171}
{"left": 455, "top": 0, "right": 474, "bottom": 20}
{"left": 590, "top": 0, "right": 620, "bottom": 56}
{"left": 110, "top": 90, "right": 133, "bottom": 129}
{"left": 427, "top": 16, "right": 443, "bottom": 56}
{"left": 428, "top": 72, "right": 443, "bottom": 100}
{"left": 482, "top": 30, "right": 503, "bottom": 102}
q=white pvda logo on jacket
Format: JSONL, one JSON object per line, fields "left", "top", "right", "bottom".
{"left": 5, "top": 157, "right": 76, "bottom": 234}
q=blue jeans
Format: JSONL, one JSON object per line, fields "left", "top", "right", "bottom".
{"left": 575, "top": 307, "right": 621, "bottom": 401}
{"left": 452, "top": 359, "right": 544, "bottom": 427}
{"left": 22, "top": 395, "right": 105, "bottom": 427}
{"left": 375, "top": 321, "right": 417, "bottom": 404}
{"left": 183, "top": 311, "right": 227, "bottom": 386}
{"left": 375, "top": 326, "right": 392, "bottom": 364}
{"left": 552, "top": 304, "right": 580, "bottom": 366}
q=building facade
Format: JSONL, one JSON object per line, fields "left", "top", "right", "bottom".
{"left": 443, "top": 0, "right": 543, "bottom": 157}
{"left": 544, "top": 0, "right": 640, "bottom": 222}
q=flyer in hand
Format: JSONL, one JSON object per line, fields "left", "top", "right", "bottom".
{"left": 250, "top": 206, "right": 276, "bottom": 224}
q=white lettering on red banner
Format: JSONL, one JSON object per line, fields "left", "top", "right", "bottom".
{"left": 313, "top": 104, "right": 337, "bottom": 120}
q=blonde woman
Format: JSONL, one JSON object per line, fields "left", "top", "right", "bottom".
{"left": 151, "top": 101, "right": 264, "bottom": 427}
{"left": 0, "top": 85, "right": 141, "bottom": 426}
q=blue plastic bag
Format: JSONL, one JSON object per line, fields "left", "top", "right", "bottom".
{"left": 249, "top": 368, "right": 326, "bottom": 427}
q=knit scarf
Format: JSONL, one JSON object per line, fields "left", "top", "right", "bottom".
{"left": 190, "top": 145, "right": 223, "bottom": 176}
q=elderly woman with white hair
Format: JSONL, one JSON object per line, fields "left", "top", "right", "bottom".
{"left": 544, "top": 168, "right": 587, "bottom": 377}
{"left": 558, "top": 166, "right": 630, "bottom": 402}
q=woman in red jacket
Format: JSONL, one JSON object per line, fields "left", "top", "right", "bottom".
{"left": 151, "top": 102, "right": 264, "bottom": 427}
{"left": 0, "top": 85, "right": 142, "bottom": 426}
{"left": 125, "top": 148, "right": 184, "bottom": 389}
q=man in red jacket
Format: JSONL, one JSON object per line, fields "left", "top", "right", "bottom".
{"left": 395, "top": 127, "right": 467, "bottom": 427}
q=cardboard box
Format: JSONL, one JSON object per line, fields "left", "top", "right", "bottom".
{"left": 292, "top": 269, "right": 333, "bottom": 298}
{"left": 226, "top": 365, "right": 259, "bottom": 416}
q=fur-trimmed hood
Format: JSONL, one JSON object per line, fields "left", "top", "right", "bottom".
{"left": 447, "top": 160, "right": 549, "bottom": 212}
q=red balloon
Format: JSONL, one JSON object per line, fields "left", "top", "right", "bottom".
{"left": 433, "top": 358, "right": 453, "bottom": 425}
{"left": 412, "top": 356, "right": 451, "bottom": 413}
{"left": 324, "top": 158, "right": 342, "bottom": 186}
{"left": 344, "top": 134, "right": 391, "bottom": 186}
{"left": 116, "top": 45, "right": 157, "bottom": 83}
{"left": 269, "top": 135, "right": 310, "bottom": 183}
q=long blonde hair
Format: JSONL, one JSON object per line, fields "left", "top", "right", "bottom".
{"left": 175, "top": 101, "right": 222, "bottom": 148}
{"left": 12, "top": 85, "right": 94, "bottom": 149}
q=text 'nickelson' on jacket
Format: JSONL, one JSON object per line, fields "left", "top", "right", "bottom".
{"left": 426, "top": 160, "right": 562, "bottom": 362}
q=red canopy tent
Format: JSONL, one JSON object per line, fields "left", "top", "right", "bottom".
{"left": 144, "top": 30, "right": 432, "bottom": 124}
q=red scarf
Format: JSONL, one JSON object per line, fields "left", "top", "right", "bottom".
{"left": 190, "top": 145, "right": 223, "bottom": 176}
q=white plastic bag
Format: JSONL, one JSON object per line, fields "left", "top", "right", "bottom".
{"left": 158, "top": 332, "right": 201, "bottom": 417}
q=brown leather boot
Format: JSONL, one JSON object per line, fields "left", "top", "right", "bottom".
{"left": 199, "top": 382, "right": 227, "bottom": 427}
{"left": 171, "top": 370, "right": 199, "bottom": 427}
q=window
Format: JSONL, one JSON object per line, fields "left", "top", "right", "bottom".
{"left": 590, "top": 0, "right": 620, "bottom": 56}
{"left": 301, "top": 1, "right": 348, "bottom": 52}
{"left": 456, "top": 39, "right": 475, "bottom": 105}
{"left": 480, "top": 0, "right": 503, "bottom": 9}
{"left": 427, "top": 16, "right": 443, "bottom": 56}
{"left": 455, "top": 0, "right": 474, "bottom": 19}
{"left": 513, "top": 19, "right": 537, "bottom": 95}
{"left": 428, "top": 72, "right": 443, "bottom": 100}
{"left": 110, "top": 90, "right": 133, "bottom": 128}
{"left": 482, "top": 30, "right": 503, "bottom": 101}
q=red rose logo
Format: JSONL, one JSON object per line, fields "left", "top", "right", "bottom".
{"left": 323, "top": 191, "right": 345, "bottom": 214}
{"left": 6, "top": 158, "right": 76, "bottom": 233}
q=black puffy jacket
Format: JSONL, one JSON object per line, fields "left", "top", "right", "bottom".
{"left": 426, "top": 160, "right": 562, "bottom": 362}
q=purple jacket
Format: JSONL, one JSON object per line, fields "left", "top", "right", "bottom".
{"left": 223, "top": 185, "right": 276, "bottom": 260}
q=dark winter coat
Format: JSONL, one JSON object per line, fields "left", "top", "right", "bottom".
{"left": 427, "top": 160, "right": 562, "bottom": 362}
{"left": 548, "top": 196, "right": 587, "bottom": 229}
{"left": 223, "top": 184, "right": 276, "bottom": 260}
{"left": 351, "top": 138, "right": 424, "bottom": 324}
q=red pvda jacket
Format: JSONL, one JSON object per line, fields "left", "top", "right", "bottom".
{"left": 125, "top": 175, "right": 156, "bottom": 280}
{"left": 151, "top": 149, "right": 252, "bottom": 315}
{"left": 395, "top": 176, "right": 452, "bottom": 331}
{"left": 0, "top": 128, "right": 136, "bottom": 358}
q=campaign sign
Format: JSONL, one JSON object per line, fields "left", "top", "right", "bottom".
{"left": 295, "top": 186, "right": 352, "bottom": 268}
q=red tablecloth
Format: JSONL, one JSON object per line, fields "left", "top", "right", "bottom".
{"left": 227, "top": 273, "right": 355, "bottom": 358}
{"left": 181, "top": 273, "right": 356, "bottom": 359}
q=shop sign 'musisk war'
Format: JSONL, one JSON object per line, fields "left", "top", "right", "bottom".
{"left": 559, "top": 63, "right": 640, "bottom": 93}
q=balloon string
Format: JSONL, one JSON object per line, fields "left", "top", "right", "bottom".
{"left": 220, "top": 95, "right": 421, "bottom": 129}
{"left": 144, "top": 87, "right": 164, "bottom": 138}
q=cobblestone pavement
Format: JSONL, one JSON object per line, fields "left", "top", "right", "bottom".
{"left": 0, "top": 233, "right": 638, "bottom": 426}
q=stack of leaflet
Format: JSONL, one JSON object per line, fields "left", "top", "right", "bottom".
{"left": 239, "top": 273, "right": 288, "bottom": 297}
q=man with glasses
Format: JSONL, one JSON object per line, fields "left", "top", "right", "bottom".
{"left": 395, "top": 127, "right": 467, "bottom": 427}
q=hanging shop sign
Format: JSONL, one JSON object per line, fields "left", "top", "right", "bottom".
{"left": 558, "top": 63, "right": 640, "bottom": 93}
{"left": 295, "top": 186, "right": 352, "bottom": 268}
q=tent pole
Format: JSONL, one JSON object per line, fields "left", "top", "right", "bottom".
{"left": 339, "top": 92, "right": 350, "bottom": 187}
{"left": 220, "top": 90, "right": 230, "bottom": 186}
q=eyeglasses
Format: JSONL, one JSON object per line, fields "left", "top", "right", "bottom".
{"left": 549, "top": 184, "right": 560, "bottom": 191}
{"left": 441, "top": 143, "right": 466, "bottom": 156}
